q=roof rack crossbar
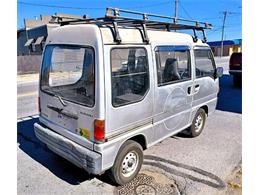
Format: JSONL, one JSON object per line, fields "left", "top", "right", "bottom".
{"left": 112, "top": 21, "right": 121, "bottom": 43}
{"left": 193, "top": 29, "right": 198, "bottom": 42}
{"left": 140, "top": 22, "right": 149, "bottom": 43}
{"left": 202, "top": 29, "right": 207, "bottom": 43}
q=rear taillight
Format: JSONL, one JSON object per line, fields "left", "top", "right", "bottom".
{"left": 94, "top": 119, "right": 105, "bottom": 142}
{"left": 38, "top": 97, "right": 41, "bottom": 113}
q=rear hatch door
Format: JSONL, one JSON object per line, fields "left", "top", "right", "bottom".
{"left": 39, "top": 44, "right": 96, "bottom": 150}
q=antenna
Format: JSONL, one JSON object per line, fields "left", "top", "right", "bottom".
{"left": 175, "top": 0, "right": 179, "bottom": 18}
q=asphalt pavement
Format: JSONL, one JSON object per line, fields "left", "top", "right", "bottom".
{"left": 17, "top": 56, "right": 241, "bottom": 194}
{"left": 17, "top": 81, "right": 38, "bottom": 118}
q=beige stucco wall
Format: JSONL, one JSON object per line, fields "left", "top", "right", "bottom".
{"left": 17, "top": 55, "right": 42, "bottom": 75}
{"left": 211, "top": 44, "right": 242, "bottom": 56}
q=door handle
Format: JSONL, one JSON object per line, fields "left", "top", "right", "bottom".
{"left": 47, "top": 104, "right": 78, "bottom": 120}
{"left": 194, "top": 84, "right": 200, "bottom": 93}
{"left": 187, "top": 86, "right": 192, "bottom": 95}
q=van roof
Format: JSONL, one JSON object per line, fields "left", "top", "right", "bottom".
{"left": 100, "top": 26, "right": 195, "bottom": 44}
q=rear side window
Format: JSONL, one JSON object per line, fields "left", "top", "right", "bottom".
{"left": 155, "top": 46, "right": 191, "bottom": 86}
{"left": 111, "top": 48, "right": 149, "bottom": 107}
{"left": 194, "top": 49, "right": 215, "bottom": 78}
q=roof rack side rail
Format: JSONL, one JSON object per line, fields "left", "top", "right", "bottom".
{"left": 105, "top": 7, "right": 212, "bottom": 29}
{"left": 49, "top": 14, "right": 88, "bottom": 25}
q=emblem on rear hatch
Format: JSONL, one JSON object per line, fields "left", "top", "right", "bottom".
{"left": 80, "top": 111, "right": 93, "bottom": 118}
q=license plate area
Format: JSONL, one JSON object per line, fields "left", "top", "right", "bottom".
{"left": 56, "top": 112, "right": 77, "bottom": 132}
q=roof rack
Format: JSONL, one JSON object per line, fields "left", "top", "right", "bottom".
{"left": 50, "top": 7, "right": 213, "bottom": 43}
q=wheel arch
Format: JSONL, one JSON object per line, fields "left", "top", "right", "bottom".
{"left": 127, "top": 134, "right": 147, "bottom": 150}
{"left": 200, "top": 105, "right": 208, "bottom": 116}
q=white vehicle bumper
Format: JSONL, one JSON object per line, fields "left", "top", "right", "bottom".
{"left": 34, "top": 122, "right": 102, "bottom": 174}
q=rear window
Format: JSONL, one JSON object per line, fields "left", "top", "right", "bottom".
{"left": 41, "top": 45, "right": 95, "bottom": 107}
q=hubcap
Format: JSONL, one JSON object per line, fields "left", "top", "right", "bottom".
{"left": 194, "top": 113, "right": 204, "bottom": 133}
{"left": 121, "top": 151, "right": 139, "bottom": 178}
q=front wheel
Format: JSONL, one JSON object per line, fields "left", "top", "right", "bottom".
{"left": 108, "top": 140, "right": 143, "bottom": 185}
{"left": 187, "top": 108, "right": 206, "bottom": 137}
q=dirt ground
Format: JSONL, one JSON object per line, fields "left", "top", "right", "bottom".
{"left": 17, "top": 73, "right": 39, "bottom": 83}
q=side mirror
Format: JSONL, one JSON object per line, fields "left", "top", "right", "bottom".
{"left": 215, "top": 67, "right": 223, "bottom": 78}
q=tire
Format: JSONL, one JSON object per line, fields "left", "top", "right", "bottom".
{"left": 187, "top": 108, "right": 206, "bottom": 137}
{"left": 233, "top": 75, "right": 242, "bottom": 88}
{"left": 108, "top": 140, "right": 143, "bottom": 186}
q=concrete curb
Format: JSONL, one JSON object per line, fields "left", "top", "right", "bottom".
{"left": 17, "top": 114, "right": 39, "bottom": 122}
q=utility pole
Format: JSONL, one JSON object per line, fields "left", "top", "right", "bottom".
{"left": 220, "top": 11, "right": 227, "bottom": 57}
{"left": 24, "top": 18, "right": 31, "bottom": 55}
{"left": 175, "top": 0, "right": 179, "bottom": 18}
{"left": 174, "top": 0, "right": 179, "bottom": 32}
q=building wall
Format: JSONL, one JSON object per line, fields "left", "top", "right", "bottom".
{"left": 24, "top": 16, "right": 52, "bottom": 29}
{"left": 210, "top": 44, "right": 242, "bottom": 57}
{"left": 27, "top": 25, "right": 49, "bottom": 55}
{"left": 17, "top": 24, "right": 60, "bottom": 56}
{"left": 17, "top": 55, "right": 42, "bottom": 75}
{"left": 18, "top": 14, "right": 85, "bottom": 56}
{"left": 17, "top": 30, "right": 30, "bottom": 55}
{"left": 17, "top": 29, "right": 43, "bottom": 56}
{"left": 229, "top": 45, "right": 242, "bottom": 54}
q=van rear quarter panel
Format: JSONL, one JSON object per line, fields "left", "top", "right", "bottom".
{"left": 97, "top": 44, "right": 155, "bottom": 170}
{"left": 103, "top": 44, "right": 154, "bottom": 138}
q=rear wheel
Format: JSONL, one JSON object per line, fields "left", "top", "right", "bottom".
{"left": 108, "top": 140, "right": 143, "bottom": 185}
{"left": 187, "top": 108, "right": 206, "bottom": 137}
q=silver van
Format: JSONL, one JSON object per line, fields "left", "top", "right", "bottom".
{"left": 34, "top": 8, "right": 223, "bottom": 185}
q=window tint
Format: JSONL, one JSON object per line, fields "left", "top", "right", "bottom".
{"left": 194, "top": 49, "right": 215, "bottom": 77}
{"left": 155, "top": 47, "right": 191, "bottom": 86}
{"left": 111, "top": 48, "right": 149, "bottom": 107}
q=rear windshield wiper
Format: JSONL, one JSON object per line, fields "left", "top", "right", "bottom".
{"left": 48, "top": 89, "right": 67, "bottom": 107}
{"left": 55, "top": 94, "right": 67, "bottom": 107}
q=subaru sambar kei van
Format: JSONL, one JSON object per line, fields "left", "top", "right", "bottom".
{"left": 34, "top": 8, "right": 223, "bottom": 185}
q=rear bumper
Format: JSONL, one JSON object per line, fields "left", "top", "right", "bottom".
{"left": 34, "top": 123, "right": 102, "bottom": 174}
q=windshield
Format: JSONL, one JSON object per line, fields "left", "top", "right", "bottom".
{"left": 41, "top": 45, "right": 95, "bottom": 107}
